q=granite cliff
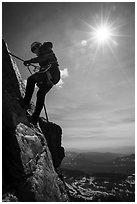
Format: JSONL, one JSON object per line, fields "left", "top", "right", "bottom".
{"left": 2, "top": 39, "right": 69, "bottom": 202}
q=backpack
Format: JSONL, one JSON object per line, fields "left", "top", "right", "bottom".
{"left": 39, "top": 44, "right": 60, "bottom": 85}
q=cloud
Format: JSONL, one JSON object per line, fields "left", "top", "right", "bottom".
{"left": 60, "top": 68, "right": 69, "bottom": 79}
{"left": 81, "top": 40, "right": 87, "bottom": 46}
{"left": 56, "top": 68, "right": 69, "bottom": 88}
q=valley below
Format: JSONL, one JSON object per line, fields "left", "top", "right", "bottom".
{"left": 61, "top": 152, "right": 135, "bottom": 202}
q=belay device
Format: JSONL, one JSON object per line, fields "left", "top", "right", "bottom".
{"left": 8, "top": 52, "right": 49, "bottom": 122}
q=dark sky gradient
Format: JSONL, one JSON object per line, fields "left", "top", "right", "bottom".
{"left": 2, "top": 2, "right": 135, "bottom": 153}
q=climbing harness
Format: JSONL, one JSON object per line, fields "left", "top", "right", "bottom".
{"left": 8, "top": 52, "right": 49, "bottom": 122}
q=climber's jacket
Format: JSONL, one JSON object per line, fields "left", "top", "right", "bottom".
{"left": 28, "top": 42, "right": 60, "bottom": 85}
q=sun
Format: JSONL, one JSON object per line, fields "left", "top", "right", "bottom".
{"left": 94, "top": 24, "right": 112, "bottom": 45}
{"left": 80, "top": 9, "right": 126, "bottom": 62}
{"left": 90, "top": 21, "right": 119, "bottom": 51}
{"left": 81, "top": 10, "right": 124, "bottom": 57}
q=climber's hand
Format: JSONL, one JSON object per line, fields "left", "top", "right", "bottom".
{"left": 24, "top": 60, "right": 31, "bottom": 66}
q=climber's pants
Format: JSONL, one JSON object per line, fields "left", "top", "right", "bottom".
{"left": 24, "top": 72, "right": 53, "bottom": 120}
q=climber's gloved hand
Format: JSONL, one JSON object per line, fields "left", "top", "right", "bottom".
{"left": 24, "top": 60, "right": 31, "bottom": 66}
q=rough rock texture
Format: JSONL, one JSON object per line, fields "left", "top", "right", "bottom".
{"left": 2, "top": 39, "right": 69, "bottom": 202}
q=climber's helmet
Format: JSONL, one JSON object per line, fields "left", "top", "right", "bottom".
{"left": 31, "top": 41, "right": 42, "bottom": 53}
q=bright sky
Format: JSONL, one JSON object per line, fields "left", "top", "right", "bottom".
{"left": 2, "top": 2, "right": 135, "bottom": 153}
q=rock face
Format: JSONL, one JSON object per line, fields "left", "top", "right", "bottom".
{"left": 2, "top": 39, "right": 68, "bottom": 202}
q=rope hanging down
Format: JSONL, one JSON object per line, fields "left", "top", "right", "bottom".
{"left": 8, "top": 52, "right": 49, "bottom": 122}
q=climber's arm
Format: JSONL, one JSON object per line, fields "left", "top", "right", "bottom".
{"left": 24, "top": 53, "right": 55, "bottom": 66}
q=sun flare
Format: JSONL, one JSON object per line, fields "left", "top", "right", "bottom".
{"left": 82, "top": 10, "right": 124, "bottom": 56}
{"left": 90, "top": 21, "right": 118, "bottom": 50}
{"left": 94, "top": 25, "right": 112, "bottom": 45}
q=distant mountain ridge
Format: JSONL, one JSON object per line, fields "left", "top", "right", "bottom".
{"left": 62, "top": 152, "right": 135, "bottom": 175}
{"left": 66, "top": 145, "right": 135, "bottom": 154}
